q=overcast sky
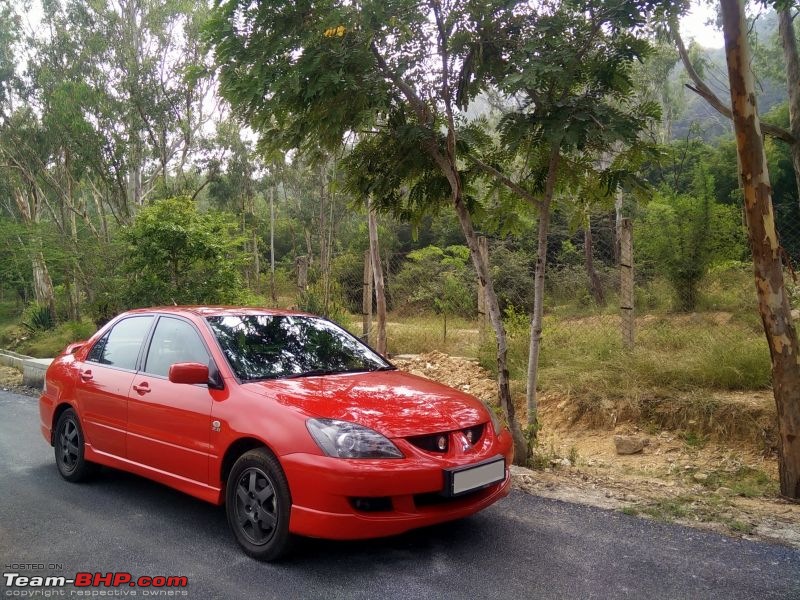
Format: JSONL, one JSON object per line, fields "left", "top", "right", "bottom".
{"left": 681, "top": 2, "right": 725, "bottom": 48}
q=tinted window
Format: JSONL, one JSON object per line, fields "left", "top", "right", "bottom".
{"left": 86, "top": 316, "right": 154, "bottom": 370}
{"left": 206, "top": 315, "right": 391, "bottom": 381}
{"left": 144, "top": 317, "right": 209, "bottom": 377}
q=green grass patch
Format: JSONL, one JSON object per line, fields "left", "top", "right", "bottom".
{"left": 697, "top": 466, "right": 778, "bottom": 498}
{"left": 640, "top": 497, "right": 692, "bottom": 521}
{"left": 726, "top": 519, "right": 755, "bottom": 534}
{"left": 17, "top": 320, "right": 97, "bottom": 358}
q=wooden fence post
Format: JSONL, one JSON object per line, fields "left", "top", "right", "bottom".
{"left": 362, "top": 249, "right": 373, "bottom": 344}
{"left": 620, "top": 218, "right": 634, "bottom": 349}
{"left": 477, "top": 236, "right": 489, "bottom": 345}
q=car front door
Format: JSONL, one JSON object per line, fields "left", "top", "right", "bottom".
{"left": 78, "top": 315, "right": 155, "bottom": 458}
{"left": 126, "top": 315, "right": 215, "bottom": 484}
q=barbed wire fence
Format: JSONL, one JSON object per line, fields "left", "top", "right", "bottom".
{"left": 280, "top": 223, "right": 788, "bottom": 350}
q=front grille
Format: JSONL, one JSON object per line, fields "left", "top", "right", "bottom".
{"left": 407, "top": 423, "right": 487, "bottom": 454}
{"left": 408, "top": 432, "right": 449, "bottom": 453}
{"left": 463, "top": 423, "right": 485, "bottom": 446}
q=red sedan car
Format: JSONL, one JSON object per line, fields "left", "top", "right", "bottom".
{"left": 39, "top": 307, "right": 513, "bottom": 560}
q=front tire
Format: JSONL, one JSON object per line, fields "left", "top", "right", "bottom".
{"left": 225, "top": 448, "right": 291, "bottom": 561}
{"left": 54, "top": 408, "right": 96, "bottom": 482}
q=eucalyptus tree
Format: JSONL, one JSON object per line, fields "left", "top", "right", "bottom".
{"left": 721, "top": 0, "right": 800, "bottom": 500}
{"left": 207, "top": 0, "right": 532, "bottom": 460}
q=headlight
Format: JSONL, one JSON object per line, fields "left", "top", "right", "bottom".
{"left": 306, "top": 418, "right": 403, "bottom": 459}
{"left": 484, "top": 402, "right": 504, "bottom": 436}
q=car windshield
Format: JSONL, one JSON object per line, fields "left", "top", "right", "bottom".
{"left": 206, "top": 314, "right": 393, "bottom": 382}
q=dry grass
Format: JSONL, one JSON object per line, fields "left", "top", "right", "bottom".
{"left": 343, "top": 306, "right": 775, "bottom": 442}
{"left": 345, "top": 314, "right": 480, "bottom": 357}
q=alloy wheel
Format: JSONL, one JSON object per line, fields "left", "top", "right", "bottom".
{"left": 234, "top": 467, "right": 278, "bottom": 545}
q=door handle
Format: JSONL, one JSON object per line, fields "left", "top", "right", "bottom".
{"left": 132, "top": 382, "right": 151, "bottom": 394}
{"left": 80, "top": 370, "right": 93, "bottom": 382}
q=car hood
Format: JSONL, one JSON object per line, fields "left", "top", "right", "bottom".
{"left": 248, "top": 370, "right": 488, "bottom": 437}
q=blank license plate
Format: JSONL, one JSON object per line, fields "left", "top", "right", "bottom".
{"left": 446, "top": 457, "right": 505, "bottom": 496}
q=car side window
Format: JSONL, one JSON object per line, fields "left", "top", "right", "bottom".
{"left": 143, "top": 317, "right": 210, "bottom": 378}
{"left": 86, "top": 316, "right": 154, "bottom": 370}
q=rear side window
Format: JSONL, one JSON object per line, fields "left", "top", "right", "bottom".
{"left": 143, "top": 317, "right": 209, "bottom": 377}
{"left": 86, "top": 316, "right": 154, "bottom": 370}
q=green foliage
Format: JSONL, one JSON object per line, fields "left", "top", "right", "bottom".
{"left": 692, "top": 466, "right": 778, "bottom": 498}
{"left": 119, "top": 197, "right": 247, "bottom": 308}
{"left": 21, "top": 303, "right": 55, "bottom": 333}
{"left": 637, "top": 171, "right": 747, "bottom": 311}
{"left": 392, "top": 246, "right": 475, "bottom": 318}
{"left": 488, "top": 242, "right": 535, "bottom": 314}
{"left": 19, "top": 319, "right": 96, "bottom": 358}
{"left": 296, "top": 280, "right": 349, "bottom": 326}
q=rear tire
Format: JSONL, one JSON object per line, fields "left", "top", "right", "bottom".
{"left": 225, "top": 448, "right": 291, "bottom": 561}
{"left": 54, "top": 408, "right": 96, "bottom": 482}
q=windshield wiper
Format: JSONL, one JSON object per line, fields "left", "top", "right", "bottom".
{"left": 370, "top": 365, "right": 396, "bottom": 372}
{"left": 283, "top": 369, "right": 338, "bottom": 379}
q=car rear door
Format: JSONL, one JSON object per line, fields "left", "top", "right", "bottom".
{"left": 126, "top": 315, "right": 214, "bottom": 484}
{"left": 78, "top": 315, "right": 155, "bottom": 458}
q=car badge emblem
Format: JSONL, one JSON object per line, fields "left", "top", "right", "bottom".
{"left": 211, "top": 420, "right": 221, "bottom": 432}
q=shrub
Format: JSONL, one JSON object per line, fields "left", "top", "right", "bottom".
{"left": 21, "top": 303, "right": 54, "bottom": 332}
{"left": 391, "top": 245, "right": 475, "bottom": 317}
{"left": 297, "top": 280, "right": 350, "bottom": 325}
{"left": 636, "top": 171, "right": 747, "bottom": 311}
{"left": 119, "top": 197, "right": 248, "bottom": 308}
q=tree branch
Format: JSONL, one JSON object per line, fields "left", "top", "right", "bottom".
{"left": 466, "top": 154, "right": 539, "bottom": 207}
{"left": 671, "top": 20, "right": 795, "bottom": 144}
{"left": 369, "top": 41, "right": 432, "bottom": 127}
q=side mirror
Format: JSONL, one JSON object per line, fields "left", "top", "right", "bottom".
{"left": 169, "top": 362, "right": 210, "bottom": 385}
{"left": 64, "top": 342, "right": 85, "bottom": 355}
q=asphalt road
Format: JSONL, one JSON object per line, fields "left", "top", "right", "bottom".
{"left": 1, "top": 389, "right": 799, "bottom": 600}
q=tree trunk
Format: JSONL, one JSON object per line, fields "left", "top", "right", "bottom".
{"left": 722, "top": 0, "right": 800, "bottom": 500}
{"left": 526, "top": 146, "right": 560, "bottom": 428}
{"left": 270, "top": 184, "right": 276, "bottom": 305}
{"left": 32, "top": 250, "right": 56, "bottom": 321}
{"left": 362, "top": 249, "right": 373, "bottom": 344}
{"left": 367, "top": 197, "right": 387, "bottom": 355}
{"left": 584, "top": 215, "right": 605, "bottom": 305}
{"left": 64, "top": 148, "right": 80, "bottom": 321}
{"left": 252, "top": 229, "right": 260, "bottom": 292}
{"left": 778, "top": 8, "right": 800, "bottom": 212}
{"left": 477, "top": 236, "right": 489, "bottom": 345}
{"left": 452, "top": 193, "right": 528, "bottom": 464}
{"left": 614, "top": 191, "right": 623, "bottom": 265}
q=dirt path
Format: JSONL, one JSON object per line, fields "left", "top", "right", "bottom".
{"left": 393, "top": 352, "right": 800, "bottom": 548}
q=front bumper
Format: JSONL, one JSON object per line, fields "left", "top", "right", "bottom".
{"left": 281, "top": 432, "right": 514, "bottom": 540}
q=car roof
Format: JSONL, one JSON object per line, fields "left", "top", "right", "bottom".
{"left": 123, "top": 306, "right": 316, "bottom": 319}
